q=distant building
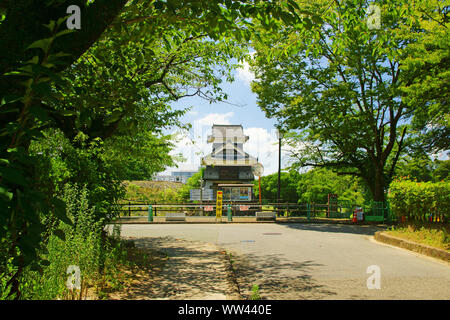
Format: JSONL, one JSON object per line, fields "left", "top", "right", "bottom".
{"left": 171, "top": 171, "right": 197, "bottom": 179}
{"left": 201, "top": 124, "right": 261, "bottom": 202}
{"left": 153, "top": 170, "right": 198, "bottom": 184}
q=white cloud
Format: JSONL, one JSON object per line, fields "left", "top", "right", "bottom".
{"left": 194, "top": 112, "right": 234, "bottom": 127}
{"left": 236, "top": 61, "right": 255, "bottom": 86}
{"left": 236, "top": 52, "right": 256, "bottom": 86}
{"left": 244, "top": 127, "right": 293, "bottom": 175}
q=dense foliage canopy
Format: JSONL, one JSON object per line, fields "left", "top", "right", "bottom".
{"left": 249, "top": 0, "right": 449, "bottom": 202}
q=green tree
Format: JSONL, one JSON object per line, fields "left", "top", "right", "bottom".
{"left": 397, "top": 0, "right": 449, "bottom": 154}
{"left": 104, "top": 132, "right": 179, "bottom": 181}
{"left": 394, "top": 156, "right": 450, "bottom": 182}
{"left": 253, "top": 171, "right": 301, "bottom": 203}
{"left": 296, "top": 168, "right": 365, "bottom": 205}
{"left": 250, "top": 0, "right": 448, "bottom": 202}
{"left": 179, "top": 168, "right": 204, "bottom": 201}
{"left": 432, "top": 159, "right": 450, "bottom": 182}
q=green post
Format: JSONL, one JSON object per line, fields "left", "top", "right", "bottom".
{"left": 148, "top": 205, "right": 153, "bottom": 222}
{"left": 227, "top": 204, "right": 232, "bottom": 222}
{"left": 307, "top": 203, "right": 310, "bottom": 221}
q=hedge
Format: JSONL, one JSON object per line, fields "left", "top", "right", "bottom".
{"left": 388, "top": 178, "right": 449, "bottom": 222}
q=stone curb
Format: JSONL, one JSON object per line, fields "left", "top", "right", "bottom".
{"left": 374, "top": 231, "right": 450, "bottom": 263}
{"left": 219, "top": 248, "right": 245, "bottom": 300}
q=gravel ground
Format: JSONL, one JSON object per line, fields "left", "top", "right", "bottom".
{"left": 109, "top": 236, "right": 240, "bottom": 300}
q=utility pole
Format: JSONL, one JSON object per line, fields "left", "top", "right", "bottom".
{"left": 276, "top": 129, "right": 283, "bottom": 203}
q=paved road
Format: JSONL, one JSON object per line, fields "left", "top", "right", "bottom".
{"left": 110, "top": 223, "right": 450, "bottom": 300}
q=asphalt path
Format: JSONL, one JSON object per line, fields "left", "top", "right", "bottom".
{"left": 110, "top": 223, "right": 450, "bottom": 300}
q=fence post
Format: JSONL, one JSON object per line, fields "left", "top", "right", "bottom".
{"left": 307, "top": 203, "right": 310, "bottom": 221}
{"left": 227, "top": 204, "right": 232, "bottom": 222}
{"left": 128, "top": 201, "right": 131, "bottom": 216}
{"left": 148, "top": 205, "right": 153, "bottom": 222}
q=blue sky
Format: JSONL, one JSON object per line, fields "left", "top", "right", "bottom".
{"left": 161, "top": 60, "right": 292, "bottom": 176}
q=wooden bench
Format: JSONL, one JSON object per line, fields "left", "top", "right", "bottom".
{"left": 165, "top": 212, "right": 186, "bottom": 221}
{"left": 256, "top": 211, "right": 276, "bottom": 221}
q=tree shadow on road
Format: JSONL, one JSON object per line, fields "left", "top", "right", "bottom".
{"left": 277, "top": 222, "right": 384, "bottom": 236}
{"left": 229, "top": 251, "right": 337, "bottom": 300}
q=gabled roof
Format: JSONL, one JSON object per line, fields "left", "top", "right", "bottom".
{"left": 202, "top": 124, "right": 259, "bottom": 166}
{"left": 201, "top": 141, "right": 257, "bottom": 166}
{"left": 212, "top": 141, "right": 247, "bottom": 157}
{"left": 207, "top": 124, "right": 249, "bottom": 143}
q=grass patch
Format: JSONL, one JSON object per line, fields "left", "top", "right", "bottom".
{"left": 122, "top": 180, "right": 184, "bottom": 203}
{"left": 104, "top": 244, "right": 170, "bottom": 300}
{"left": 385, "top": 222, "right": 450, "bottom": 251}
{"left": 250, "top": 284, "right": 261, "bottom": 300}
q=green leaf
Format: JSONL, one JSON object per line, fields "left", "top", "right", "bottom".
{"left": 0, "top": 186, "right": 13, "bottom": 201}
{"left": 154, "top": 1, "right": 164, "bottom": 10}
{"left": 52, "top": 198, "right": 72, "bottom": 226}
{"left": 52, "top": 229, "right": 66, "bottom": 241}
{"left": 1, "top": 95, "right": 22, "bottom": 106}
{"left": 0, "top": 166, "right": 28, "bottom": 187}
{"left": 60, "top": 110, "right": 76, "bottom": 116}
{"left": 40, "top": 259, "right": 51, "bottom": 267}
{"left": 106, "top": 110, "right": 123, "bottom": 124}
{"left": 55, "top": 29, "right": 75, "bottom": 38}
{"left": 311, "top": 15, "right": 323, "bottom": 25}
{"left": 24, "top": 56, "right": 39, "bottom": 65}
{"left": 287, "top": 0, "right": 300, "bottom": 11}
{"left": 43, "top": 20, "right": 56, "bottom": 32}
{"left": 26, "top": 38, "right": 54, "bottom": 53}
{"left": 136, "top": 52, "right": 144, "bottom": 66}
{"left": 3, "top": 70, "right": 33, "bottom": 77}
{"left": 30, "top": 262, "right": 44, "bottom": 276}
{"left": 31, "top": 82, "right": 53, "bottom": 97}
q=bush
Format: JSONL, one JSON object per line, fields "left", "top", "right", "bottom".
{"left": 123, "top": 181, "right": 184, "bottom": 203}
{"left": 17, "top": 184, "right": 126, "bottom": 300}
{"left": 388, "top": 178, "right": 450, "bottom": 222}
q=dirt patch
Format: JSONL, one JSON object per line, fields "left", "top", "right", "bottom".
{"left": 108, "top": 236, "right": 241, "bottom": 300}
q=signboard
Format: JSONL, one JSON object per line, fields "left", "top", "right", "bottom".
{"left": 219, "top": 167, "right": 239, "bottom": 179}
{"left": 190, "top": 189, "right": 214, "bottom": 201}
{"left": 355, "top": 208, "right": 364, "bottom": 221}
{"left": 204, "top": 205, "right": 214, "bottom": 211}
{"left": 239, "top": 205, "right": 249, "bottom": 211}
{"left": 216, "top": 191, "right": 223, "bottom": 220}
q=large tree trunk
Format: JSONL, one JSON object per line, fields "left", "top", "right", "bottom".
{"left": 0, "top": 0, "right": 128, "bottom": 75}
{"left": 366, "top": 163, "right": 386, "bottom": 203}
{"left": 373, "top": 168, "right": 386, "bottom": 202}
